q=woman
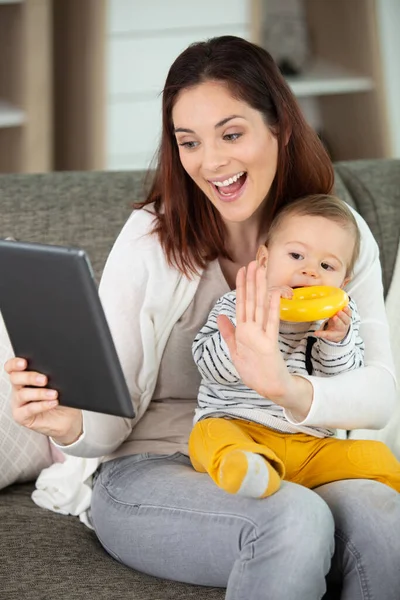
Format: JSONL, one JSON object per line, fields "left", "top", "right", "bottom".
{"left": 6, "top": 36, "right": 400, "bottom": 600}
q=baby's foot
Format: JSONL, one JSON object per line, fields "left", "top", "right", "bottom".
{"left": 218, "top": 450, "right": 281, "bottom": 498}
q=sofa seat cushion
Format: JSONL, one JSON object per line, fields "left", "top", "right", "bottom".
{"left": 0, "top": 483, "right": 225, "bottom": 600}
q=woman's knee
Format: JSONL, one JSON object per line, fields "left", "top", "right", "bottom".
{"left": 316, "top": 479, "right": 400, "bottom": 599}
{"left": 252, "top": 483, "right": 334, "bottom": 567}
{"left": 232, "top": 484, "right": 335, "bottom": 600}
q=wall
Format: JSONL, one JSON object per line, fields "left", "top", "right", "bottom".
{"left": 376, "top": 0, "right": 400, "bottom": 158}
{"left": 106, "top": 0, "right": 250, "bottom": 171}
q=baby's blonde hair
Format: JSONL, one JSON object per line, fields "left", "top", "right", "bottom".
{"left": 266, "top": 194, "right": 361, "bottom": 277}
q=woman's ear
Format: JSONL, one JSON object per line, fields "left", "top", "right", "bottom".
{"left": 256, "top": 245, "right": 268, "bottom": 269}
{"left": 284, "top": 127, "right": 292, "bottom": 147}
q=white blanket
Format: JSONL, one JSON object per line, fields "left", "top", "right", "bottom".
{"left": 32, "top": 453, "right": 100, "bottom": 528}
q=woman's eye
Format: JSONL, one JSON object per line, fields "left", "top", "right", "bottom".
{"left": 289, "top": 252, "right": 302, "bottom": 260}
{"left": 178, "top": 140, "right": 199, "bottom": 149}
{"left": 321, "top": 262, "right": 334, "bottom": 271}
{"left": 223, "top": 133, "right": 242, "bottom": 142}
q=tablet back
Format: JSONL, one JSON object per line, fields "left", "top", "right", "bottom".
{"left": 0, "top": 239, "right": 135, "bottom": 418}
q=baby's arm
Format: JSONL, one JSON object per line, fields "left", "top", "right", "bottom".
{"left": 310, "top": 298, "right": 364, "bottom": 376}
{"left": 192, "top": 292, "right": 241, "bottom": 385}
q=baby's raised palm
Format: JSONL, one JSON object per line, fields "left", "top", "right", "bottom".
{"left": 218, "top": 262, "right": 293, "bottom": 403}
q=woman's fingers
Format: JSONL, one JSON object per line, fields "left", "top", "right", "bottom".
{"left": 5, "top": 356, "right": 58, "bottom": 424}
{"left": 17, "top": 386, "right": 58, "bottom": 403}
{"left": 4, "top": 357, "right": 27, "bottom": 373}
{"left": 8, "top": 369, "right": 48, "bottom": 389}
{"left": 12, "top": 396, "right": 59, "bottom": 428}
{"left": 4, "top": 357, "right": 27, "bottom": 383}
{"left": 5, "top": 356, "right": 49, "bottom": 391}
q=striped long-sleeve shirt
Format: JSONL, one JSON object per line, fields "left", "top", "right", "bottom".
{"left": 192, "top": 292, "right": 364, "bottom": 438}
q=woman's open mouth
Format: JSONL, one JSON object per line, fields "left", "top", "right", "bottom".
{"left": 209, "top": 171, "right": 247, "bottom": 202}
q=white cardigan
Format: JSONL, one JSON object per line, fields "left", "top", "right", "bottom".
{"left": 58, "top": 205, "right": 397, "bottom": 456}
{"left": 350, "top": 237, "right": 400, "bottom": 452}
{"left": 33, "top": 204, "right": 397, "bottom": 523}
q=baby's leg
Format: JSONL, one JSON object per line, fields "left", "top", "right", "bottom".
{"left": 189, "top": 418, "right": 285, "bottom": 498}
{"left": 287, "top": 436, "right": 400, "bottom": 492}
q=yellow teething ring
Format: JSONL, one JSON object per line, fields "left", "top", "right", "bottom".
{"left": 280, "top": 286, "right": 349, "bottom": 322}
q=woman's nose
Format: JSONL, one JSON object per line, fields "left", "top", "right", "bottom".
{"left": 202, "top": 144, "right": 229, "bottom": 172}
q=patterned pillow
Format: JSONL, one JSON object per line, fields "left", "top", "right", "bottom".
{"left": 0, "top": 313, "right": 53, "bottom": 490}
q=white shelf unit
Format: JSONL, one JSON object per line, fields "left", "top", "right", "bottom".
{"left": 0, "top": 0, "right": 52, "bottom": 173}
{"left": 285, "top": 59, "right": 373, "bottom": 98}
{"left": 0, "top": 101, "right": 25, "bottom": 128}
{"left": 251, "top": 0, "right": 391, "bottom": 162}
{"left": 52, "top": 0, "right": 397, "bottom": 171}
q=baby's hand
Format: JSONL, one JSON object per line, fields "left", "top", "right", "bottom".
{"left": 269, "top": 285, "right": 293, "bottom": 299}
{"left": 314, "top": 305, "right": 352, "bottom": 343}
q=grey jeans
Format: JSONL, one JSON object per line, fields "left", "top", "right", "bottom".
{"left": 91, "top": 452, "right": 400, "bottom": 600}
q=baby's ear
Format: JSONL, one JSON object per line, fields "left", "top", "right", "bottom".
{"left": 341, "top": 276, "right": 351, "bottom": 288}
{"left": 256, "top": 245, "right": 268, "bottom": 268}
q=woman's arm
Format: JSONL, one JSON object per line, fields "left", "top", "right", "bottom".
{"left": 219, "top": 211, "right": 396, "bottom": 431}
{"left": 50, "top": 212, "right": 150, "bottom": 456}
{"left": 54, "top": 210, "right": 175, "bottom": 457}
{"left": 285, "top": 210, "right": 397, "bottom": 430}
{"left": 56, "top": 208, "right": 198, "bottom": 457}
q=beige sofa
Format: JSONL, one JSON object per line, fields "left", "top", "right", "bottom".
{"left": 0, "top": 160, "right": 399, "bottom": 599}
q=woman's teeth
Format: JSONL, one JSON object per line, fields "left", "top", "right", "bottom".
{"left": 213, "top": 171, "right": 245, "bottom": 187}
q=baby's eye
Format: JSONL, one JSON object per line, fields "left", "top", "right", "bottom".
{"left": 289, "top": 252, "right": 303, "bottom": 260}
{"left": 223, "top": 133, "right": 242, "bottom": 142}
{"left": 321, "top": 262, "right": 334, "bottom": 271}
{"left": 178, "top": 140, "right": 199, "bottom": 149}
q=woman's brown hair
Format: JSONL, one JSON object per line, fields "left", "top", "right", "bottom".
{"left": 138, "top": 35, "right": 334, "bottom": 277}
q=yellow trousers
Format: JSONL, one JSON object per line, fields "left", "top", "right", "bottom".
{"left": 188, "top": 418, "right": 400, "bottom": 497}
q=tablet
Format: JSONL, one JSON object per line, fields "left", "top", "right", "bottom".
{"left": 0, "top": 239, "right": 135, "bottom": 419}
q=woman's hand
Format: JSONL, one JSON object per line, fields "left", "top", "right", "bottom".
{"left": 217, "top": 261, "right": 313, "bottom": 419}
{"left": 5, "top": 357, "right": 83, "bottom": 445}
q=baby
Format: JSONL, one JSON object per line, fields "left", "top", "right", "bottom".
{"left": 189, "top": 194, "right": 400, "bottom": 498}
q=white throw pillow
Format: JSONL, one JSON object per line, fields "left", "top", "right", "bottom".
{"left": 0, "top": 312, "right": 53, "bottom": 490}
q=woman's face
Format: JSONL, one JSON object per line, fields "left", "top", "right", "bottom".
{"left": 172, "top": 80, "right": 278, "bottom": 226}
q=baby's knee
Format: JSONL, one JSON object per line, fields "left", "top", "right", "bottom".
{"left": 349, "top": 440, "right": 400, "bottom": 471}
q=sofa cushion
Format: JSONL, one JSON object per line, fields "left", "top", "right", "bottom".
{"left": 0, "top": 171, "right": 142, "bottom": 282}
{"left": 0, "top": 483, "right": 225, "bottom": 600}
{"left": 0, "top": 315, "right": 53, "bottom": 490}
{"left": 0, "top": 163, "right": 398, "bottom": 293}
{"left": 334, "top": 159, "right": 400, "bottom": 295}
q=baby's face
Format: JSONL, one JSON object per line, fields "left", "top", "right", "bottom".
{"left": 266, "top": 214, "right": 354, "bottom": 290}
